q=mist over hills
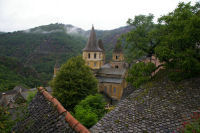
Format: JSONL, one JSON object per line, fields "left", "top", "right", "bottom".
{"left": 0, "top": 23, "right": 132, "bottom": 89}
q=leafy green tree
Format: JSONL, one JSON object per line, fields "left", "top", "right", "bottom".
{"left": 0, "top": 107, "right": 14, "bottom": 133}
{"left": 51, "top": 56, "right": 97, "bottom": 111}
{"left": 74, "top": 94, "right": 107, "bottom": 128}
{"left": 127, "top": 62, "right": 156, "bottom": 88}
{"left": 122, "top": 14, "right": 159, "bottom": 63}
{"left": 155, "top": 2, "right": 200, "bottom": 79}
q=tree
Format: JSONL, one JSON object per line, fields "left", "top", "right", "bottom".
{"left": 122, "top": 14, "right": 159, "bottom": 63}
{"left": 74, "top": 94, "right": 107, "bottom": 128}
{"left": 126, "top": 62, "right": 156, "bottom": 88}
{"left": 26, "top": 91, "right": 37, "bottom": 104}
{"left": 51, "top": 56, "right": 97, "bottom": 111}
{"left": 155, "top": 2, "right": 200, "bottom": 79}
{"left": 0, "top": 107, "right": 14, "bottom": 133}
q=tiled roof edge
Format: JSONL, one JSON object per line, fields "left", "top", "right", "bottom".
{"left": 38, "top": 87, "right": 90, "bottom": 133}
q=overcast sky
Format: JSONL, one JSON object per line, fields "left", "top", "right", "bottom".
{"left": 0, "top": 0, "right": 198, "bottom": 32}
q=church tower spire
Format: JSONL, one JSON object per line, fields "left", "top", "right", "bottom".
{"left": 83, "top": 25, "right": 102, "bottom": 52}
{"left": 82, "top": 25, "right": 105, "bottom": 69}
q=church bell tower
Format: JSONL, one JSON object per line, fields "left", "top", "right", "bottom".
{"left": 82, "top": 26, "right": 105, "bottom": 69}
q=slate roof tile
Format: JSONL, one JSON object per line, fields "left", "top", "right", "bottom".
{"left": 12, "top": 87, "right": 90, "bottom": 133}
{"left": 90, "top": 78, "right": 200, "bottom": 132}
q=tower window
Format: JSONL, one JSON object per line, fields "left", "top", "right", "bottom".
{"left": 113, "top": 88, "right": 116, "bottom": 94}
{"left": 88, "top": 53, "right": 90, "bottom": 59}
{"left": 94, "top": 53, "right": 96, "bottom": 59}
{"left": 94, "top": 62, "right": 96, "bottom": 67}
{"left": 115, "top": 65, "right": 119, "bottom": 69}
{"left": 104, "top": 87, "right": 107, "bottom": 93}
{"left": 116, "top": 55, "right": 118, "bottom": 59}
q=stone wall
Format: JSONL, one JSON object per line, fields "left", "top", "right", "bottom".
{"left": 82, "top": 51, "right": 105, "bottom": 69}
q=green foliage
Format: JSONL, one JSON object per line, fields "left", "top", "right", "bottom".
{"left": 155, "top": 2, "right": 200, "bottom": 79}
{"left": 127, "top": 62, "right": 156, "bottom": 88}
{"left": 184, "top": 118, "right": 200, "bottom": 133}
{"left": 180, "top": 112, "right": 200, "bottom": 133}
{"left": 0, "top": 56, "right": 41, "bottom": 92}
{"left": 74, "top": 106, "right": 98, "bottom": 128}
{"left": 0, "top": 24, "right": 87, "bottom": 85}
{"left": 0, "top": 107, "right": 14, "bottom": 133}
{"left": 51, "top": 56, "right": 97, "bottom": 111}
{"left": 123, "top": 2, "right": 200, "bottom": 81}
{"left": 122, "top": 14, "right": 158, "bottom": 63}
{"left": 27, "top": 91, "right": 37, "bottom": 104}
{"left": 74, "top": 94, "right": 107, "bottom": 128}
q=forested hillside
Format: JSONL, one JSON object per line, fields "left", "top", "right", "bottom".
{"left": 0, "top": 24, "right": 132, "bottom": 90}
{"left": 0, "top": 56, "right": 41, "bottom": 91}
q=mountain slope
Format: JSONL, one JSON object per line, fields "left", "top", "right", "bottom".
{"left": 0, "top": 23, "right": 132, "bottom": 86}
{"left": 0, "top": 56, "right": 42, "bottom": 91}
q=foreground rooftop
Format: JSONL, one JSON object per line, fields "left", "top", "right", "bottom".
{"left": 91, "top": 77, "right": 200, "bottom": 132}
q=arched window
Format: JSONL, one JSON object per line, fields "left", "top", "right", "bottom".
{"left": 88, "top": 53, "right": 90, "bottom": 59}
{"left": 115, "top": 65, "right": 119, "bottom": 69}
{"left": 94, "top": 53, "right": 96, "bottom": 59}
{"left": 94, "top": 62, "right": 96, "bottom": 67}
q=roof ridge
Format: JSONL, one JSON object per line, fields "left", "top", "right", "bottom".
{"left": 38, "top": 87, "right": 90, "bottom": 133}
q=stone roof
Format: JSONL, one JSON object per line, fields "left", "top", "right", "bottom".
{"left": 13, "top": 85, "right": 27, "bottom": 92}
{"left": 83, "top": 26, "right": 103, "bottom": 52}
{"left": 98, "top": 39, "right": 105, "bottom": 51}
{"left": 12, "top": 87, "right": 90, "bottom": 133}
{"left": 91, "top": 77, "right": 200, "bottom": 132}
{"left": 101, "top": 63, "right": 111, "bottom": 69}
{"left": 98, "top": 68, "right": 126, "bottom": 76}
{"left": 98, "top": 77, "right": 123, "bottom": 84}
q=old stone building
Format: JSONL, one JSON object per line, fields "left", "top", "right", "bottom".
{"left": 53, "top": 26, "right": 128, "bottom": 101}
{"left": 82, "top": 26, "right": 128, "bottom": 101}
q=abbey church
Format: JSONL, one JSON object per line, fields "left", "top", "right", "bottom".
{"left": 82, "top": 26, "right": 128, "bottom": 101}
{"left": 53, "top": 26, "right": 128, "bottom": 102}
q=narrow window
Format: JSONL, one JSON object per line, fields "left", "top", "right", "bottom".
{"left": 114, "top": 88, "right": 116, "bottom": 94}
{"left": 88, "top": 53, "right": 90, "bottom": 59}
{"left": 116, "top": 55, "right": 118, "bottom": 60}
{"left": 94, "top": 62, "right": 96, "bottom": 67}
{"left": 104, "top": 87, "right": 107, "bottom": 93}
{"left": 115, "top": 65, "right": 119, "bottom": 69}
{"left": 94, "top": 53, "right": 96, "bottom": 59}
